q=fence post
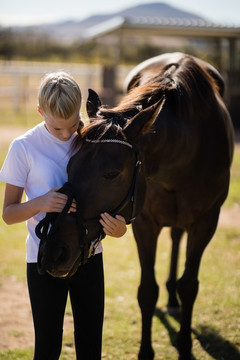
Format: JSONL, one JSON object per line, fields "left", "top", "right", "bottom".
{"left": 101, "top": 65, "right": 117, "bottom": 106}
{"left": 13, "top": 72, "right": 20, "bottom": 111}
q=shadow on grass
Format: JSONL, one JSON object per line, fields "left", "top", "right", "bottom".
{"left": 154, "top": 307, "right": 240, "bottom": 360}
{"left": 154, "top": 308, "right": 197, "bottom": 360}
{"left": 192, "top": 325, "right": 240, "bottom": 360}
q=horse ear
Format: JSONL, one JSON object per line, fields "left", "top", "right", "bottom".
{"left": 123, "top": 96, "right": 165, "bottom": 141}
{"left": 87, "top": 89, "right": 102, "bottom": 118}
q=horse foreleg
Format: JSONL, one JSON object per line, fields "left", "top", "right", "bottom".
{"left": 132, "top": 216, "right": 161, "bottom": 360}
{"left": 176, "top": 208, "right": 220, "bottom": 360}
{"left": 166, "top": 227, "right": 184, "bottom": 315}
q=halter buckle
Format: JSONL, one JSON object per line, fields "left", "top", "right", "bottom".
{"left": 88, "top": 235, "right": 103, "bottom": 258}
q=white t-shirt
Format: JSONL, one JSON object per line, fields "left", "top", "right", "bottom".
{"left": 0, "top": 121, "right": 102, "bottom": 263}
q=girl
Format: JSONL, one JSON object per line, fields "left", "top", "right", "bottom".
{"left": 0, "top": 71, "right": 126, "bottom": 359}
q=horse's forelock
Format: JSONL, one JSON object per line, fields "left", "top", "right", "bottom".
{"left": 71, "top": 112, "right": 127, "bottom": 150}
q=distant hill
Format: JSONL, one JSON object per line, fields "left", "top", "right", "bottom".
{"left": 11, "top": 2, "right": 206, "bottom": 43}
{"left": 116, "top": 2, "right": 204, "bottom": 19}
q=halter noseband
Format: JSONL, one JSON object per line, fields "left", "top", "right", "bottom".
{"left": 36, "top": 138, "right": 141, "bottom": 270}
{"left": 85, "top": 138, "right": 133, "bottom": 149}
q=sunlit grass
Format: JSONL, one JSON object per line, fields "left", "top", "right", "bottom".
{"left": 0, "top": 349, "right": 33, "bottom": 360}
{"left": 225, "top": 144, "right": 240, "bottom": 207}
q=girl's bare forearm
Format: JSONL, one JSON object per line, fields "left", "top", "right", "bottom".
{"left": 2, "top": 197, "right": 42, "bottom": 225}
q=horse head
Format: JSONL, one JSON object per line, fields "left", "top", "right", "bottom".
{"left": 36, "top": 88, "right": 164, "bottom": 278}
{"left": 67, "top": 88, "right": 164, "bottom": 252}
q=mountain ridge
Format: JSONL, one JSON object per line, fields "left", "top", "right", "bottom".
{"left": 9, "top": 2, "right": 207, "bottom": 43}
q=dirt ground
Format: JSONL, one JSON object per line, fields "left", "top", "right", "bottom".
{"left": 0, "top": 126, "right": 74, "bottom": 351}
{"left": 0, "top": 126, "right": 239, "bottom": 352}
{"left": 0, "top": 276, "right": 74, "bottom": 351}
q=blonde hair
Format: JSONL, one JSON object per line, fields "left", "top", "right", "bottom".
{"left": 38, "top": 71, "right": 82, "bottom": 119}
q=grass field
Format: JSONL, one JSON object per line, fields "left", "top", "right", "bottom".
{"left": 0, "top": 131, "right": 239, "bottom": 360}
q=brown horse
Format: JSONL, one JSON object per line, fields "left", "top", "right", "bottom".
{"left": 36, "top": 53, "right": 234, "bottom": 359}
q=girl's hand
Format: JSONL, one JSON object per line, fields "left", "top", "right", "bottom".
{"left": 99, "top": 213, "right": 127, "bottom": 238}
{"left": 37, "top": 187, "right": 76, "bottom": 213}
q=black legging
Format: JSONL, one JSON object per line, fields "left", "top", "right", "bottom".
{"left": 27, "top": 253, "right": 104, "bottom": 360}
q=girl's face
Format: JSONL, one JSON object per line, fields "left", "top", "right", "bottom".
{"left": 40, "top": 107, "right": 81, "bottom": 141}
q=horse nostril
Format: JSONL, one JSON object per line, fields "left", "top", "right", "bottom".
{"left": 37, "top": 245, "right": 47, "bottom": 275}
{"left": 37, "top": 256, "right": 47, "bottom": 275}
{"left": 54, "top": 246, "right": 69, "bottom": 265}
{"left": 37, "top": 264, "right": 46, "bottom": 275}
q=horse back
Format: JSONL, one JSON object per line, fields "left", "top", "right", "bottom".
{"left": 125, "top": 53, "right": 234, "bottom": 227}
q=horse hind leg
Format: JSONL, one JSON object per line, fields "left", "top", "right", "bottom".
{"left": 166, "top": 227, "right": 184, "bottom": 316}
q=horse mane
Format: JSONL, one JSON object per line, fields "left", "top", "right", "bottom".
{"left": 109, "top": 54, "right": 220, "bottom": 120}
{"left": 72, "top": 55, "right": 220, "bottom": 152}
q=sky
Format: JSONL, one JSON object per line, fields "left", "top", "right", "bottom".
{"left": 0, "top": 0, "right": 240, "bottom": 27}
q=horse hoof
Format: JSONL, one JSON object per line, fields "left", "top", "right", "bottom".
{"left": 177, "top": 340, "right": 192, "bottom": 360}
{"left": 178, "top": 355, "right": 192, "bottom": 360}
{"left": 138, "top": 348, "right": 154, "bottom": 360}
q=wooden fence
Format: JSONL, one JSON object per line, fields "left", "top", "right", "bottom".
{"left": 0, "top": 61, "right": 132, "bottom": 113}
{"left": 0, "top": 60, "right": 239, "bottom": 128}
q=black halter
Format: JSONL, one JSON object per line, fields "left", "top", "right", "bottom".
{"left": 35, "top": 138, "right": 141, "bottom": 268}
{"left": 84, "top": 138, "right": 141, "bottom": 224}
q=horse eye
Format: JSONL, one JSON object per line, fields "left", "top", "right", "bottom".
{"left": 103, "top": 170, "right": 120, "bottom": 180}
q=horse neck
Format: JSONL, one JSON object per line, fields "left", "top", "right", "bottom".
{"left": 140, "top": 105, "right": 201, "bottom": 181}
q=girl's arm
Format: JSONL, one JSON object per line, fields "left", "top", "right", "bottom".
{"left": 2, "top": 183, "right": 76, "bottom": 225}
{"left": 2, "top": 183, "right": 126, "bottom": 237}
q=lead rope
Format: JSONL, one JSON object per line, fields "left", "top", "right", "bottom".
{"left": 35, "top": 182, "right": 75, "bottom": 243}
{"left": 36, "top": 182, "right": 91, "bottom": 268}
